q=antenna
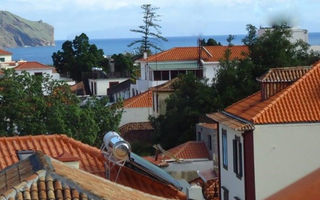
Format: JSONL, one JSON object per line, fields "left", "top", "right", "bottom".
{"left": 100, "top": 131, "right": 131, "bottom": 182}
{"left": 197, "top": 37, "right": 203, "bottom": 68}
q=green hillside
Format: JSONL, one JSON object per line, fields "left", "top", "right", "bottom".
{"left": 0, "top": 11, "right": 54, "bottom": 48}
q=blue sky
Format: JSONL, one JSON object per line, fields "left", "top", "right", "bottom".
{"left": 2, "top": 0, "right": 320, "bottom": 40}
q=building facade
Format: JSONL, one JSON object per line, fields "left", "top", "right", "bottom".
{"left": 132, "top": 46, "right": 248, "bottom": 93}
{"left": 206, "top": 65, "right": 320, "bottom": 200}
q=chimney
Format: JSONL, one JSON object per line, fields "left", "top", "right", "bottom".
{"left": 143, "top": 52, "right": 148, "bottom": 59}
{"left": 257, "top": 67, "right": 310, "bottom": 100}
{"left": 54, "top": 152, "right": 80, "bottom": 169}
{"left": 187, "top": 184, "right": 205, "bottom": 200}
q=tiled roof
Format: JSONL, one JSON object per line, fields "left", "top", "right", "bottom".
{"left": 151, "top": 78, "right": 178, "bottom": 92}
{"left": 156, "top": 141, "right": 210, "bottom": 162}
{"left": 266, "top": 168, "right": 320, "bottom": 200}
{"left": 225, "top": 61, "right": 320, "bottom": 124}
{"left": 0, "top": 49, "right": 12, "bottom": 55}
{"left": 70, "top": 81, "right": 86, "bottom": 94}
{"left": 190, "top": 178, "right": 219, "bottom": 200}
{"left": 197, "top": 123, "right": 218, "bottom": 130}
{"left": 119, "top": 122, "right": 154, "bottom": 134}
{"left": 140, "top": 46, "right": 248, "bottom": 62}
{"left": 146, "top": 141, "right": 210, "bottom": 167}
{"left": 123, "top": 90, "right": 153, "bottom": 108}
{"left": 0, "top": 152, "right": 165, "bottom": 200}
{"left": 15, "top": 62, "right": 54, "bottom": 71}
{"left": 0, "top": 135, "right": 186, "bottom": 199}
{"left": 206, "top": 112, "right": 254, "bottom": 131}
{"left": 164, "top": 141, "right": 210, "bottom": 160}
{"left": 257, "top": 66, "right": 310, "bottom": 83}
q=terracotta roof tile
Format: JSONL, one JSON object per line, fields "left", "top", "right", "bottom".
{"left": 146, "top": 141, "right": 210, "bottom": 166}
{"left": 119, "top": 122, "right": 154, "bottom": 135}
{"left": 197, "top": 123, "right": 217, "bottom": 130}
{"left": 15, "top": 62, "right": 54, "bottom": 71}
{"left": 0, "top": 49, "right": 12, "bottom": 55}
{"left": 0, "top": 135, "right": 186, "bottom": 199}
{"left": 151, "top": 78, "right": 178, "bottom": 92}
{"left": 225, "top": 61, "right": 320, "bottom": 124}
{"left": 123, "top": 90, "right": 153, "bottom": 108}
{"left": 266, "top": 168, "right": 320, "bottom": 200}
{"left": 206, "top": 112, "right": 254, "bottom": 131}
{"left": 0, "top": 153, "right": 165, "bottom": 200}
{"left": 257, "top": 66, "right": 310, "bottom": 83}
{"left": 140, "top": 46, "right": 248, "bottom": 62}
{"left": 164, "top": 141, "right": 210, "bottom": 160}
{"left": 190, "top": 178, "right": 219, "bottom": 200}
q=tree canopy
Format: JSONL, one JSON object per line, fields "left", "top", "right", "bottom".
{"left": 128, "top": 4, "right": 167, "bottom": 54}
{"left": 150, "top": 74, "right": 216, "bottom": 148}
{"left": 52, "top": 33, "right": 109, "bottom": 82}
{"left": 0, "top": 70, "right": 122, "bottom": 146}
{"left": 199, "top": 38, "right": 222, "bottom": 46}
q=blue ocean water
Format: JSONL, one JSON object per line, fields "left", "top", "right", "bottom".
{"left": 5, "top": 33, "right": 320, "bottom": 65}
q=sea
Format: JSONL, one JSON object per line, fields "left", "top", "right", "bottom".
{"left": 5, "top": 33, "right": 320, "bottom": 65}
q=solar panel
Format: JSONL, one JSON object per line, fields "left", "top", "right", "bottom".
{"left": 129, "top": 152, "right": 182, "bottom": 190}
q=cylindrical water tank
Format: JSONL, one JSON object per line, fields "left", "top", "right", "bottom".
{"left": 103, "top": 131, "right": 131, "bottom": 161}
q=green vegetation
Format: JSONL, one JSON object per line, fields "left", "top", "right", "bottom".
{"left": 0, "top": 11, "right": 54, "bottom": 48}
{"left": 151, "top": 24, "right": 320, "bottom": 149}
{"left": 128, "top": 4, "right": 168, "bottom": 54}
{"left": 200, "top": 38, "right": 222, "bottom": 46}
{"left": 150, "top": 74, "right": 216, "bottom": 149}
{"left": 111, "top": 53, "right": 139, "bottom": 81}
{"left": 0, "top": 70, "right": 122, "bottom": 146}
{"left": 52, "top": 33, "right": 109, "bottom": 82}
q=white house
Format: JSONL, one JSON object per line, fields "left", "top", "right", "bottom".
{"left": 0, "top": 49, "right": 12, "bottom": 63}
{"left": 132, "top": 46, "right": 248, "bottom": 93}
{"left": 196, "top": 123, "right": 218, "bottom": 163}
{"left": 205, "top": 65, "right": 320, "bottom": 200}
{"left": 14, "top": 61, "right": 60, "bottom": 80}
{"left": 88, "top": 77, "right": 127, "bottom": 96}
{"left": 258, "top": 27, "right": 309, "bottom": 44}
{"left": 119, "top": 90, "right": 153, "bottom": 127}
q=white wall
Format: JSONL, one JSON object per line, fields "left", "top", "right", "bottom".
{"left": 254, "top": 123, "right": 320, "bottom": 199}
{"left": 196, "top": 124, "right": 217, "bottom": 161}
{"left": 15, "top": 69, "right": 60, "bottom": 80}
{"left": 89, "top": 78, "right": 127, "bottom": 96}
{"left": 119, "top": 107, "right": 153, "bottom": 127}
{"left": 203, "top": 62, "right": 219, "bottom": 85}
{"left": 0, "top": 55, "right": 12, "bottom": 62}
{"left": 219, "top": 124, "right": 245, "bottom": 200}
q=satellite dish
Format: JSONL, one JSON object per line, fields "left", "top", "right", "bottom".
{"left": 103, "top": 131, "right": 131, "bottom": 161}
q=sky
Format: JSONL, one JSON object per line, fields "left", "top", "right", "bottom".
{"left": 2, "top": 0, "right": 320, "bottom": 40}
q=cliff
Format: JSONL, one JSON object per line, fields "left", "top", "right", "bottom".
{"left": 0, "top": 11, "right": 54, "bottom": 48}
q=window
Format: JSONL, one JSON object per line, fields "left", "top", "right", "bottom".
{"left": 162, "top": 71, "right": 169, "bottom": 80}
{"left": 222, "top": 186, "right": 229, "bottom": 200}
{"left": 197, "top": 132, "right": 201, "bottom": 141}
{"left": 208, "top": 135, "right": 212, "bottom": 150}
{"left": 233, "top": 136, "right": 243, "bottom": 178}
{"left": 34, "top": 72, "right": 43, "bottom": 76}
{"left": 156, "top": 94, "right": 159, "bottom": 113}
{"left": 154, "top": 71, "right": 161, "bottom": 81}
{"left": 171, "top": 71, "right": 178, "bottom": 79}
{"left": 94, "top": 82, "right": 97, "bottom": 95}
{"left": 91, "top": 82, "right": 94, "bottom": 94}
{"left": 0, "top": 58, "right": 5, "bottom": 62}
{"left": 234, "top": 197, "right": 241, "bottom": 200}
{"left": 222, "top": 129, "right": 228, "bottom": 169}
